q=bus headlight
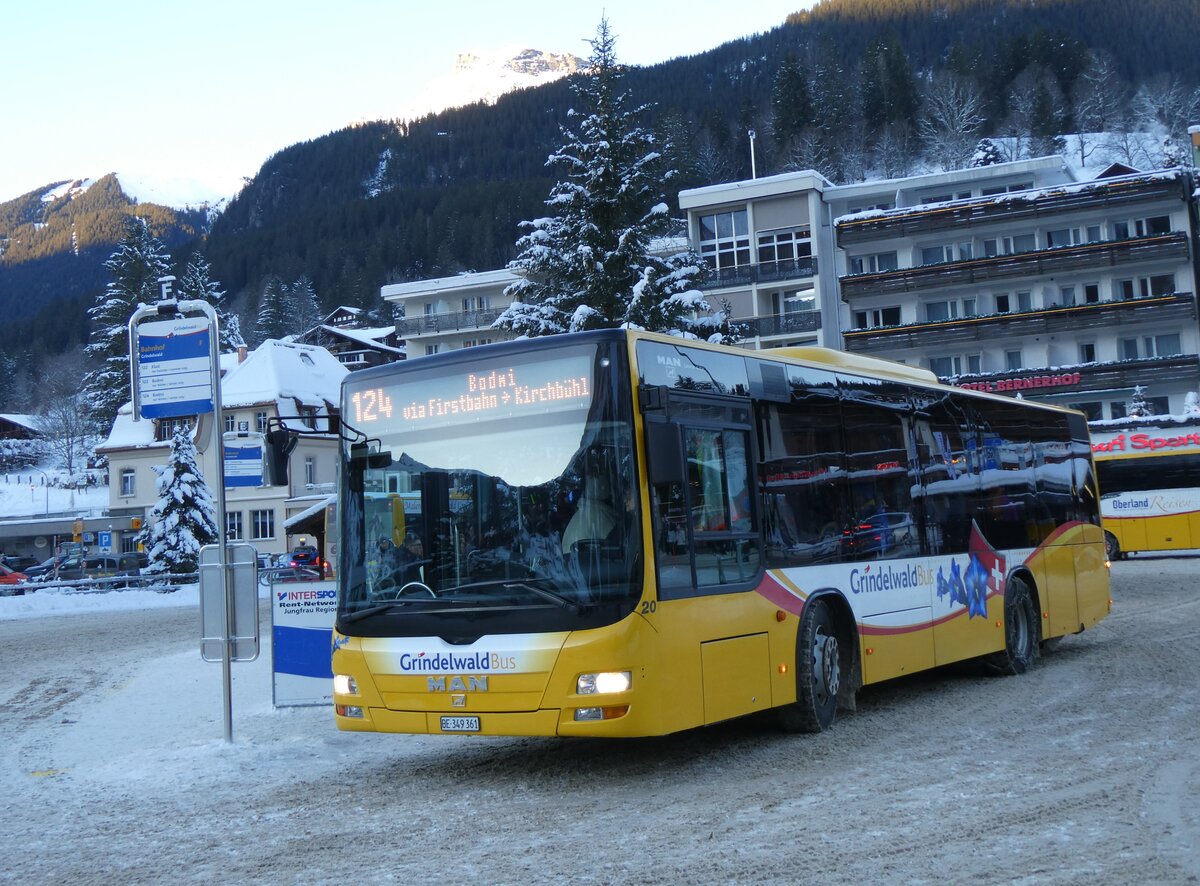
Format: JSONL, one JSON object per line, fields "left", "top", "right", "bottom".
{"left": 577, "top": 671, "right": 631, "bottom": 695}
{"left": 334, "top": 674, "right": 358, "bottom": 696}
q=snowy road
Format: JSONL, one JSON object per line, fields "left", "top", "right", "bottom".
{"left": 2, "top": 559, "right": 1198, "bottom": 884}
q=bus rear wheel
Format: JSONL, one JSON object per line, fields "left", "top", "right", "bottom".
{"left": 779, "top": 598, "right": 843, "bottom": 733}
{"left": 1104, "top": 531, "right": 1121, "bottom": 561}
{"left": 983, "top": 576, "right": 1040, "bottom": 676}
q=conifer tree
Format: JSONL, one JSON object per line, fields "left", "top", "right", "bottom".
{"left": 495, "top": 19, "right": 738, "bottom": 343}
{"left": 176, "top": 251, "right": 246, "bottom": 351}
{"left": 253, "top": 276, "right": 291, "bottom": 343}
{"left": 81, "top": 216, "right": 171, "bottom": 430}
{"left": 142, "top": 426, "right": 220, "bottom": 575}
{"left": 290, "top": 274, "right": 323, "bottom": 334}
{"left": 970, "top": 138, "right": 1005, "bottom": 167}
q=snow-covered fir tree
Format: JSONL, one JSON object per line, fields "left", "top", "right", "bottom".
{"left": 970, "top": 137, "right": 1004, "bottom": 167}
{"left": 1127, "top": 385, "right": 1151, "bottom": 418}
{"left": 142, "top": 426, "right": 219, "bottom": 575}
{"left": 176, "top": 251, "right": 246, "bottom": 352}
{"left": 81, "top": 217, "right": 171, "bottom": 429}
{"left": 253, "top": 276, "right": 291, "bottom": 343}
{"left": 495, "top": 19, "right": 739, "bottom": 343}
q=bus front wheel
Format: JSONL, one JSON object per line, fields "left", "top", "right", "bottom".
{"left": 1104, "top": 531, "right": 1121, "bottom": 561}
{"left": 779, "top": 598, "right": 843, "bottom": 733}
{"left": 983, "top": 576, "right": 1040, "bottom": 676}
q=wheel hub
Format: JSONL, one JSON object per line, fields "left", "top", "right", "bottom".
{"left": 812, "top": 630, "right": 841, "bottom": 700}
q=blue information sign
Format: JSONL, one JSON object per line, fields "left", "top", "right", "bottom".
{"left": 137, "top": 317, "right": 214, "bottom": 419}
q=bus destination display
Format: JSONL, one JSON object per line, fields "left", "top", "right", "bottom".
{"left": 348, "top": 351, "right": 594, "bottom": 432}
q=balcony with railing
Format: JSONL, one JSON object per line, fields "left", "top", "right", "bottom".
{"left": 843, "top": 292, "right": 1197, "bottom": 355}
{"left": 698, "top": 256, "right": 817, "bottom": 291}
{"left": 836, "top": 172, "right": 1189, "bottom": 245}
{"left": 399, "top": 306, "right": 507, "bottom": 337}
{"left": 735, "top": 310, "right": 822, "bottom": 339}
{"left": 839, "top": 233, "right": 1190, "bottom": 299}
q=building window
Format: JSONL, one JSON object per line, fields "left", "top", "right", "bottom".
{"left": 966, "top": 353, "right": 981, "bottom": 374}
{"left": 304, "top": 456, "right": 316, "bottom": 486}
{"left": 1046, "top": 228, "right": 1080, "bottom": 248}
{"left": 757, "top": 226, "right": 812, "bottom": 267}
{"left": 224, "top": 413, "right": 236, "bottom": 433}
{"left": 853, "top": 306, "right": 902, "bottom": 329}
{"left": 1015, "top": 291, "right": 1032, "bottom": 311}
{"left": 425, "top": 344, "right": 441, "bottom": 356}
{"left": 1084, "top": 283, "right": 1100, "bottom": 304}
{"left": 1079, "top": 342, "right": 1096, "bottom": 363}
{"left": 461, "top": 338, "right": 493, "bottom": 348}
{"left": 982, "top": 234, "right": 1036, "bottom": 257}
{"left": 119, "top": 469, "right": 135, "bottom": 497}
{"left": 698, "top": 210, "right": 750, "bottom": 270}
{"left": 1118, "top": 274, "right": 1176, "bottom": 299}
{"left": 1119, "top": 338, "right": 1139, "bottom": 360}
{"left": 1109, "top": 401, "right": 1127, "bottom": 420}
{"left": 925, "top": 300, "right": 959, "bottom": 322}
{"left": 1085, "top": 225, "right": 1102, "bottom": 242}
{"left": 155, "top": 417, "right": 192, "bottom": 442}
{"left": 1005, "top": 350, "right": 1023, "bottom": 371}
{"left": 1058, "top": 285, "right": 1076, "bottom": 307}
{"left": 849, "top": 251, "right": 898, "bottom": 275}
{"left": 1145, "top": 334, "right": 1182, "bottom": 357}
{"left": 962, "top": 297, "right": 977, "bottom": 317}
{"left": 996, "top": 293, "right": 1011, "bottom": 313}
{"left": 226, "top": 511, "right": 243, "bottom": 541}
{"left": 251, "top": 510, "right": 275, "bottom": 540}
{"left": 462, "top": 295, "right": 491, "bottom": 312}
{"left": 1147, "top": 396, "right": 1171, "bottom": 415}
{"left": 1113, "top": 215, "right": 1171, "bottom": 239}
{"left": 773, "top": 287, "right": 816, "bottom": 314}
{"left": 1067, "top": 402, "right": 1103, "bottom": 421}
{"left": 255, "top": 411, "right": 268, "bottom": 433}
{"left": 928, "top": 356, "right": 962, "bottom": 377}
{"left": 920, "top": 193, "right": 952, "bottom": 204}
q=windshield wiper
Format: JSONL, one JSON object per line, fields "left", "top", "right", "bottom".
{"left": 503, "top": 581, "right": 582, "bottom": 615}
{"left": 340, "top": 597, "right": 455, "bottom": 623}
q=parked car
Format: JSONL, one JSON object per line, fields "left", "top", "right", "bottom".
{"left": 289, "top": 544, "right": 326, "bottom": 575}
{"left": 2, "top": 555, "right": 39, "bottom": 573}
{"left": 23, "top": 556, "right": 63, "bottom": 581}
{"left": 0, "top": 561, "right": 28, "bottom": 583}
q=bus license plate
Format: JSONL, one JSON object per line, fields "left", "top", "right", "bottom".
{"left": 440, "top": 716, "right": 480, "bottom": 732}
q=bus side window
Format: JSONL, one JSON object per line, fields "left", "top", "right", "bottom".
{"left": 912, "top": 392, "right": 978, "bottom": 556}
{"left": 838, "top": 379, "right": 920, "bottom": 563}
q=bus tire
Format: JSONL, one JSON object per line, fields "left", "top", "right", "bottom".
{"left": 983, "top": 576, "right": 1039, "bottom": 676}
{"left": 779, "top": 597, "right": 843, "bottom": 733}
{"left": 1103, "top": 531, "right": 1120, "bottom": 561}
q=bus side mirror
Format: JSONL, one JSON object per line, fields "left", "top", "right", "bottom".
{"left": 645, "top": 422, "right": 683, "bottom": 485}
{"left": 267, "top": 429, "right": 298, "bottom": 486}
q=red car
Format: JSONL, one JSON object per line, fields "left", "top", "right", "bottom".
{"left": 0, "top": 561, "right": 29, "bottom": 590}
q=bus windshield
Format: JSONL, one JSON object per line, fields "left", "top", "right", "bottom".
{"left": 337, "top": 338, "right": 641, "bottom": 627}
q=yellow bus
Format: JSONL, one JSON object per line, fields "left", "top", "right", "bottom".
{"left": 330, "top": 329, "right": 1110, "bottom": 737}
{"left": 1090, "top": 420, "right": 1200, "bottom": 559}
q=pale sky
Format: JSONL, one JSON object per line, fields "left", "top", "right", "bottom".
{"left": 0, "top": 0, "right": 808, "bottom": 205}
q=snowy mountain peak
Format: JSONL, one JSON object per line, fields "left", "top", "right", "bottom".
{"left": 409, "top": 48, "right": 585, "bottom": 119}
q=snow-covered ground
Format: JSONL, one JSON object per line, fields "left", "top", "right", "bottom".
{"left": 0, "top": 468, "right": 109, "bottom": 521}
{"left": 2, "top": 558, "right": 1199, "bottom": 882}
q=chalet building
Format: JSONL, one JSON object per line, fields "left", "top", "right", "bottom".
{"left": 96, "top": 340, "right": 346, "bottom": 558}
{"left": 834, "top": 165, "right": 1200, "bottom": 419}
{"left": 294, "top": 306, "right": 405, "bottom": 369}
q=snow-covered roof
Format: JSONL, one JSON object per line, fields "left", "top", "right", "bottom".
{"left": 836, "top": 168, "right": 1182, "bottom": 226}
{"left": 307, "top": 324, "right": 403, "bottom": 353}
{"left": 221, "top": 340, "right": 347, "bottom": 417}
{"left": 97, "top": 402, "right": 161, "bottom": 453}
{"left": 0, "top": 414, "right": 41, "bottom": 433}
{"left": 284, "top": 494, "right": 337, "bottom": 530}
